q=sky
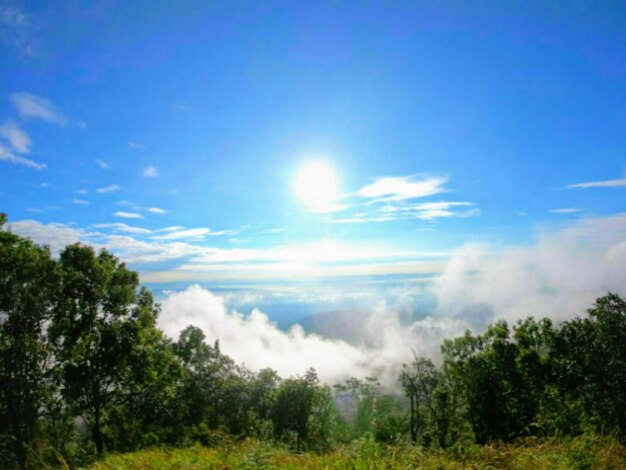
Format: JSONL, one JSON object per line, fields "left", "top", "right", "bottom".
{"left": 2, "top": 1, "right": 626, "bottom": 381}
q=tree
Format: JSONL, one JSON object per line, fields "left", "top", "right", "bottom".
{"left": 400, "top": 353, "right": 438, "bottom": 444}
{"left": 50, "top": 244, "right": 161, "bottom": 456}
{"left": 553, "top": 293, "right": 626, "bottom": 435}
{"left": 273, "top": 368, "right": 320, "bottom": 450}
{"left": 334, "top": 377, "right": 381, "bottom": 438}
{"left": 0, "top": 214, "right": 59, "bottom": 469}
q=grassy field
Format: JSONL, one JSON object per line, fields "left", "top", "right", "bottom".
{"left": 83, "top": 435, "right": 626, "bottom": 469}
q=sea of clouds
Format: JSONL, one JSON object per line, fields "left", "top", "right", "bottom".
{"left": 157, "top": 213, "right": 626, "bottom": 386}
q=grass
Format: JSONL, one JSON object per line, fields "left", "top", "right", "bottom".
{"left": 83, "top": 434, "right": 626, "bottom": 470}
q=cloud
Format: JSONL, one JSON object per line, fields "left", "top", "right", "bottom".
{"left": 566, "top": 178, "right": 626, "bottom": 189}
{"left": 0, "top": 120, "right": 46, "bottom": 169}
{"left": 151, "top": 228, "right": 210, "bottom": 240}
{"left": 550, "top": 208, "right": 582, "bottom": 214}
{"left": 358, "top": 175, "right": 448, "bottom": 202}
{"left": 0, "top": 121, "right": 31, "bottom": 153}
{"left": 92, "top": 223, "right": 152, "bottom": 234}
{"left": 402, "top": 201, "right": 478, "bottom": 220}
{"left": 330, "top": 201, "right": 478, "bottom": 224}
{"left": 97, "top": 184, "right": 120, "bottom": 193}
{"left": 157, "top": 226, "right": 185, "bottom": 232}
{"left": 158, "top": 285, "right": 464, "bottom": 386}
{"left": 9, "top": 93, "right": 68, "bottom": 125}
{"left": 75, "top": 189, "right": 88, "bottom": 195}
{"left": 7, "top": 220, "right": 83, "bottom": 255}
{"left": 147, "top": 207, "right": 166, "bottom": 214}
{"left": 128, "top": 142, "right": 145, "bottom": 150}
{"left": 142, "top": 165, "right": 158, "bottom": 178}
{"left": 94, "top": 159, "right": 109, "bottom": 169}
{"left": 114, "top": 211, "right": 144, "bottom": 219}
{"left": 433, "top": 213, "right": 626, "bottom": 325}
{"left": 0, "top": 142, "right": 45, "bottom": 170}
{"left": 0, "top": 5, "right": 37, "bottom": 58}
{"left": 72, "top": 198, "right": 89, "bottom": 205}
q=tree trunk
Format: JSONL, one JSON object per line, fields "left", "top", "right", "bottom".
{"left": 409, "top": 394, "right": 417, "bottom": 443}
{"left": 92, "top": 408, "right": 104, "bottom": 456}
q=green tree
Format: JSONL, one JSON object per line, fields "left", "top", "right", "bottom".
{"left": 0, "top": 214, "right": 59, "bottom": 469}
{"left": 50, "top": 244, "right": 161, "bottom": 456}
{"left": 553, "top": 293, "right": 626, "bottom": 435}
{"left": 400, "top": 354, "right": 438, "bottom": 444}
{"left": 273, "top": 368, "right": 321, "bottom": 450}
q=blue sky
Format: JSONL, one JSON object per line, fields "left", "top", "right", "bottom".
{"left": 2, "top": 1, "right": 626, "bottom": 324}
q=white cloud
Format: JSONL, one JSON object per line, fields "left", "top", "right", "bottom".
{"left": 94, "top": 159, "right": 109, "bottom": 169}
{"left": 0, "top": 5, "right": 37, "bottom": 59}
{"left": 0, "top": 120, "right": 31, "bottom": 153}
{"left": 358, "top": 175, "right": 448, "bottom": 202}
{"left": 92, "top": 222, "right": 152, "bottom": 234}
{"left": 159, "top": 285, "right": 464, "bottom": 386}
{"left": 9, "top": 93, "right": 68, "bottom": 125}
{"left": 114, "top": 211, "right": 144, "bottom": 219}
{"left": 566, "top": 178, "right": 626, "bottom": 189}
{"left": 550, "top": 208, "right": 582, "bottom": 214}
{"left": 157, "top": 226, "right": 185, "bottom": 232}
{"left": 151, "top": 228, "right": 210, "bottom": 240}
{"left": 330, "top": 201, "right": 478, "bottom": 224}
{"left": 0, "top": 120, "right": 46, "bottom": 170}
{"left": 0, "top": 142, "right": 45, "bottom": 170}
{"left": 128, "top": 142, "right": 146, "bottom": 150}
{"left": 97, "top": 184, "right": 120, "bottom": 193}
{"left": 142, "top": 165, "right": 158, "bottom": 178}
{"left": 405, "top": 201, "right": 477, "bottom": 220}
{"left": 75, "top": 189, "right": 88, "bottom": 195}
{"left": 7, "top": 220, "right": 83, "bottom": 255}
{"left": 433, "top": 213, "right": 626, "bottom": 325}
{"left": 147, "top": 207, "right": 166, "bottom": 214}
{"left": 72, "top": 198, "right": 89, "bottom": 205}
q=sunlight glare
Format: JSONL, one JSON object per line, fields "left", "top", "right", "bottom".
{"left": 294, "top": 161, "right": 339, "bottom": 212}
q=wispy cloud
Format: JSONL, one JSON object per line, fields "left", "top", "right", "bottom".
{"left": 96, "top": 184, "right": 120, "bottom": 193}
{"left": 10, "top": 93, "right": 68, "bottom": 125}
{"left": 72, "top": 198, "right": 89, "bottom": 205}
{"left": 0, "top": 142, "right": 45, "bottom": 170}
{"left": 550, "top": 208, "right": 583, "bottom": 214}
{"left": 0, "top": 121, "right": 31, "bottom": 153}
{"left": 92, "top": 222, "right": 152, "bottom": 234}
{"left": 0, "top": 120, "right": 46, "bottom": 169}
{"left": 0, "top": 5, "right": 38, "bottom": 59}
{"left": 566, "top": 178, "right": 626, "bottom": 189}
{"left": 141, "top": 165, "right": 158, "bottom": 178}
{"left": 358, "top": 175, "right": 448, "bottom": 202}
{"left": 409, "top": 201, "right": 478, "bottom": 220}
{"left": 128, "top": 142, "right": 146, "bottom": 150}
{"left": 151, "top": 228, "right": 210, "bottom": 240}
{"left": 94, "top": 159, "right": 109, "bottom": 169}
{"left": 114, "top": 211, "right": 144, "bottom": 219}
{"left": 330, "top": 201, "right": 478, "bottom": 224}
{"left": 147, "top": 207, "right": 166, "bottom": 214}
{"left": 75, "top": 189, "right": 88, "bottom": 195}
{"left": 157, "top": 226, "right": 185, "bottom": 232}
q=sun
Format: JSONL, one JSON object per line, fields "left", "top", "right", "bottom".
{"left": 294, "top": 161, "right": 339, "bottom": 212}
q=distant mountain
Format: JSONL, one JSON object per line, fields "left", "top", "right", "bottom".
{"left": 290, "top": 309, "right": 371, "bottom": 343}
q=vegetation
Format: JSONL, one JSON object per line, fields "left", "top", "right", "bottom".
{"left": 2, "top": 212, "right": 626, "bottom": 468}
